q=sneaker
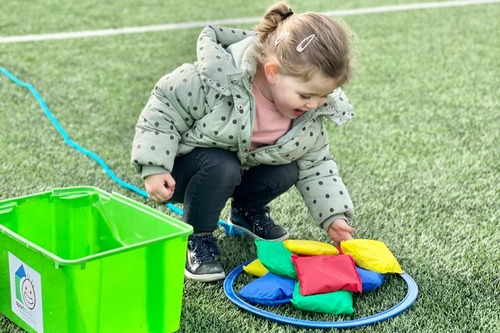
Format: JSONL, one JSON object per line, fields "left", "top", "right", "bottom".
{"left": 228, "top": 206, "right": 289, "bottom": 241}
{"left": 185, "top": 233, "right": 225, "bottom": 282}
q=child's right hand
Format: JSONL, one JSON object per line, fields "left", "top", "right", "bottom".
{"left": 327, "top": 219, "right": 356, "bottom": 245}
{"left": 145, "top": 173, "right": 176, "bottom": 203}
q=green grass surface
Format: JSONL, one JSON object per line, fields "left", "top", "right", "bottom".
{"left": 1, "top": 1, "right": 499, "bottom": 332}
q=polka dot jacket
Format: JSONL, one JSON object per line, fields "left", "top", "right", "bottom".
{"left": 131, "top": 25, "right": 355, "bottom": 232}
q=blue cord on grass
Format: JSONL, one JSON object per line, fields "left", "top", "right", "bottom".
{"left": 0, "top": 66, "right": 238, "bottom": 227}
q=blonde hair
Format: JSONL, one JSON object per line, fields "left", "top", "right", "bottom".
{"left": 254, "top": 1, "right": 355, "bottom": 84}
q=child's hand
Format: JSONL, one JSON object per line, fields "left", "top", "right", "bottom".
{"left": 145, "top": 173, "right": 176, "bottom": 203}
{"left": 327, "top": 219, "right": 356, "bottom": 244}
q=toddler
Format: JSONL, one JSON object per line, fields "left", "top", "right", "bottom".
{"left": 132, "top": 1, "right": 356, "bottom": 282}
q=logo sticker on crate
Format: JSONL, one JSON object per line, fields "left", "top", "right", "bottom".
{"left": 8, "top": 252, "right": 44, "bottom": 333}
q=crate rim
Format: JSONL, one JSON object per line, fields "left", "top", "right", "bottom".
{"left": 0, "top": 186, "right": 193, "bottom": 268}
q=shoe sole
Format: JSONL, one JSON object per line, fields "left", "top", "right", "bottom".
{"left": 226, "top": 219, "right": 289, "bottom": 241}
{"left": 184, "top": 268, "right": 226, "bottom": 282}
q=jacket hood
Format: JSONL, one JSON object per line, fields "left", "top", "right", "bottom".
{"left": 196, "top": 25, "right": 257, "bottom": 96}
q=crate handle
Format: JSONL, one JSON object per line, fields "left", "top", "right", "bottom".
{"left": 0, "top": 202, "right": 18, "bottom": 214}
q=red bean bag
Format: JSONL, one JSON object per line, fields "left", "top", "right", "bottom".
{"left": 291, "top": 254, "right": 362, "bottom": 296}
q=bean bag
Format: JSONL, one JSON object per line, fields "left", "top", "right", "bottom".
{"left": 291, "top": 254, "right": 362, "bottom": 296}
{"left": 340, "top": 239, "right": 403, "bottom": 274}
{"left": 291, "top": 281, "right": 355, "bottom": 315}
{"left": 255, "top": 239, "right": 297, "bottom": 279}
{"left": 283, "top": 239, "right": 339, "bottom": 256}
{"left": 238, "top": 272, "right": 295, "bottom": 306}
{"left": 356, "top": 266, "right": 386, "bottom": 292}
{"left": 243, "top": 259, "right": 269, "bottom": 277}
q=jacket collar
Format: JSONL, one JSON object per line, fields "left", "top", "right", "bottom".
{"left": 321, "top": 88, "right": 355, "bottom": 126}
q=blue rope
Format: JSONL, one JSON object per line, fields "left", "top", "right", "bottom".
{"left": 0, "top": 66, "right": 231, "bottom": 225}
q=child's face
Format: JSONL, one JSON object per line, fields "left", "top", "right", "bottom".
{"left": 267, "top": 69, "right": 339, "bottom": 119}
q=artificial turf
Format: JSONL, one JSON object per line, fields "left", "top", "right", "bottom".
{"left": 1, "top": 1, "right": 499, "bottom": 332}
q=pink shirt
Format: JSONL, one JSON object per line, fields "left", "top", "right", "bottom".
{"left": 250, "top": 83, "right": 292, "bottom": 151}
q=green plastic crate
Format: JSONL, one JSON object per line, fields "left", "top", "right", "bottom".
{"left": 0, "top": 187, "right": 192, "bottom": 333}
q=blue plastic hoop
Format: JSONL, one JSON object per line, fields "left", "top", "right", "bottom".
{"left": 223, "top": 260, "right": 418, "bottom": 329}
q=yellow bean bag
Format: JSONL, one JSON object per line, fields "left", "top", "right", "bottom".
{"left": 283, "top": 239, "right": 339, "bottom": 256}
{"left": 243, "top": 259, "right": 269, "bottom": 277}
{"left": 340, "top": 239, "right": 403, "bottom": 274}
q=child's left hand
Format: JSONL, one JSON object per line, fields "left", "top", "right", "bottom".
{"left": 327, "top": 219, "right": 356, "bottom": 244}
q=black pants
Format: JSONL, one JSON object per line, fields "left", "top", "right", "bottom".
{"left": 169, "top": 148, "right": 298, "bottom": 233}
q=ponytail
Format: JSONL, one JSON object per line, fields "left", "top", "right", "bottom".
{"left": 254, "top": 1, "right": 293, "bottom": 43}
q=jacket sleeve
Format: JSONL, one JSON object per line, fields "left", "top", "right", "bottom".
{"left": 295, "top": 127, "right": 354, "bottom": 232}
{"left": 131, "top": 63, "right": 206, "bottom": 178}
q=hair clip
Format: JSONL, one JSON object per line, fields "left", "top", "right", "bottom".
{"left": 275, "top": 32, "right": 290, "bottom": 46}
{"left": 296, "top": 34, "right": 316, "bottom": 53}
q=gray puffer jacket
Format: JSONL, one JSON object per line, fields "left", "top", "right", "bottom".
{"left": 132, "top": 25, "right": 355, "bottom": 232}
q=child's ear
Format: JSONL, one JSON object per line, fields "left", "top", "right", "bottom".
{"left": 264, "top": 62, "right": 279, "bottom": 84}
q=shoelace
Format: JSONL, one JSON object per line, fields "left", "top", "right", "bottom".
{"left": 189, "top": 235, "right": 220, "bottom": 263}
{"left": 242, "top": 207, "right": 274, "bottom": 231}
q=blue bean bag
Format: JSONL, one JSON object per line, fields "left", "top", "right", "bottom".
{"left": 356, "top": 266, "right": 386, "bottom": 292}
{"left": 238, "top": 272, "right": 295, "bottom": 306}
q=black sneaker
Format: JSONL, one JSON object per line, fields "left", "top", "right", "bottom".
{"left": 185, "top": 233, "right": 225, "bottom": 282}
{"left": 228, "top": 206, "right": 289, "bottom": 241}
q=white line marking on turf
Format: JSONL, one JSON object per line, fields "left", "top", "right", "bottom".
{"left": 1, "top": 0, "right": 499, "bottom": 44}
